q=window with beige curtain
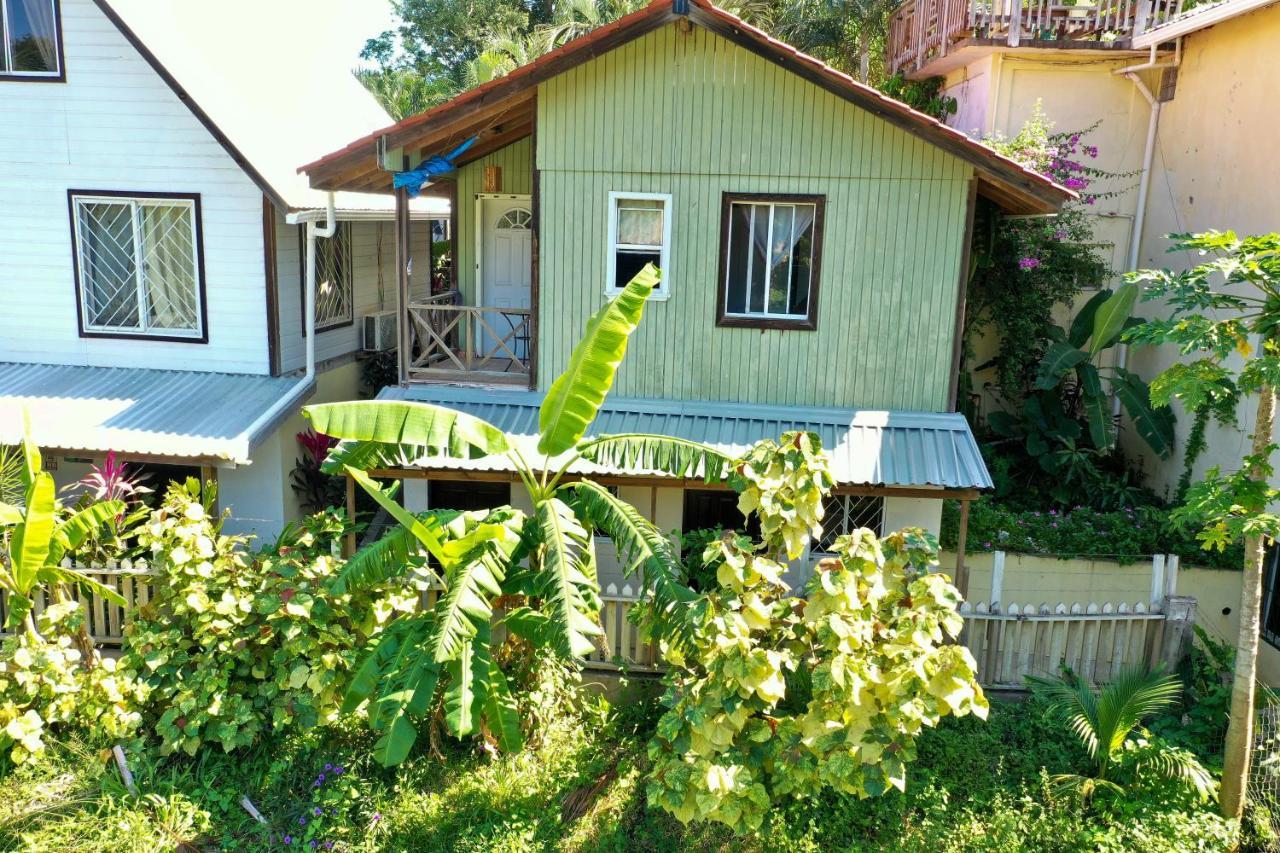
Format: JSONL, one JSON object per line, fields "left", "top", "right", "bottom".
{"left": 1, "top": 0, "right": 61, "bottom": 76}
{"left": 71, "top": 194, "right": 204, "bottom": 339}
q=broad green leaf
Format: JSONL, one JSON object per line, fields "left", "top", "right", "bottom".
{"left": 368, "top": 619, "right": 442, "bottom": 766}
{"left": 537, "top": 266, "right": 658, "bottom": 456}
{"left": 562, "top": 480, "right": 697, "bottom": 651}
{"left": 38, "top": 566, "right": 127, "bottom": 607}
{"left": 577, "top": 434, "right": 732, "bottom": 482}
{"left": 1089, "top": 283, "right": 1138, "bottom": 357}
{"left": 1034, "top": 342, "right": 1088, "bottom": 391}
{"left": 444, "top": 625, "right": 492, "bottom": 737}
{"left": 0, "top": 503, "right": 21, "bottom": 525}
{"left": 54, "top": 500, "right": 124, "bottom": 551}
{"left": 1069, "top": 289, "right": 1113, "bottom": 348}
{"left": 374, "top": 715, "right": 419, "bottom": 769}
{"left": 1113, "top": 368, "right": 1175, "bottom": 458}
{"left": 19, "top": 421, "right": 40, "bottom": 491}
{"left": 429, "top": 513, "right": 521, "bottom": 663}
{"left": 346, "top": 467, "right": 450, "bottom": 566}
{"left": 305, "top": 400, "right": 509, "bottom": 474}
{"left": 332, "top": 510, "right": 463, "bottom": 594}
{"left": 1076, "top": 364, "right": 1114, "bottom": 450}
{"left": 483, "top": 661, "right": 524, "bottom": 753}
{"left": 11, "top": 471, "right": 55, "bottom": 594}
{"left": 343, "top": 618, "right": 416, "bottom": 713}
{"left": 532, "top": 497, "right": 603, "bottom": 658}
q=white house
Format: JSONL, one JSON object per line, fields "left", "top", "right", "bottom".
{"left": 0, "top": 0, "right": 447, "bottom": 540}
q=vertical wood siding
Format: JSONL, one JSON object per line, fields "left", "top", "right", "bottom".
{"left": 534, "top": 25, "right": 972, "bottom": 410}
{"left": 0, "top": 0, "right": 270, "bottom": 374}
{"left": 455, "top": 137, "right": 534, "bottom": 306}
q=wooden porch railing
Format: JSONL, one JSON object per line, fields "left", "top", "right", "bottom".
{"left": 888, "top": 0, "right": 1187, "bottom": 75}
{"left": 406, "top": 291, "right": 532, "bottom": 381}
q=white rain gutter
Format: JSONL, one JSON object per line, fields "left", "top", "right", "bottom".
{"left": 1110, "top": 39, "right": 1182, "bottom": 414}
{"left": 240, "top": 193, "right": 338, "bottom": 452}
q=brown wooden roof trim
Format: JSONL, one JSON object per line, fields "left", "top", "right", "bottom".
{"left": 299, "top": 0, "right": 1072, "bottom": 215}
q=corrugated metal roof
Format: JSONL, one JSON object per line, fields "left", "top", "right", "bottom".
{"left": 0, "top": 363, "right": 305, "bottom": 465}
{"left": 377, "top": 386, "right": 992, "bottom": 489}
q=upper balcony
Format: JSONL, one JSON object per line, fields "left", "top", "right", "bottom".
{"left": 888, "top": 0, "right": 1187, "bottom": 77}
{"left": 405, "top": 291, "right": 532, "bottom": 386}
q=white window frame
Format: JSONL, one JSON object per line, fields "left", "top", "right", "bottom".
{"left": 0, "top": 0, "right": 62, "bottom": 79}
{"left": 70, "top": 192, "right": 205, "bottom": 341}
{"left": 606, "top": 191, "right": 671, "bottom": 299}
{"left": 722, "top": 198, "right": 819, "bottom": 322}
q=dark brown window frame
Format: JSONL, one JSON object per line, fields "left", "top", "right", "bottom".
{"left": 67, "top": 189, "right": 210, "bottom": 344}
{"left": 295, "top": 221, "right": 355, "bottom": 336}
{"left": 715, "top": 192, "right": 825, "bottom": 331}
{"left": 0, "top": 0, "right": 66, "bottom": 83}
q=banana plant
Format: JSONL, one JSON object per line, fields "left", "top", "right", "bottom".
{"left": 0, "top": 430, "right": 127, "bottom": 640}
{"left": 1030, "top": 284, "right": 1175, "bottom": 457}
{"left": 304, "top": 265, "right": 731, "bottom": 765}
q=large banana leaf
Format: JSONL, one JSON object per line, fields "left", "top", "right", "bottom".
{"left": 1113, "top": 368, "right": 1175, "bottom": 458}
{"left": 54, "top": 500, "right": 124, "bottom": 552}
{"left": 444, "top": 625, "right": 492, "bottom": 738}
{"left": 1076, "top": 364, "right": 1115, "bottom": 450}
{"left": 306, "top": 400, "right": 509, "bottom": 475}
{"left": 1069, "top": 289, "right": 1114, "bottom": 348}
{"left": 343, "top": 618, "right": 418, "bottom": 713}
{"left": 562, "top": 480, "right": 697, "bottom": 651}
{"left": 10, "top": 471, "right": 55, "bottom": 594}
{"left": 577, "top": 434, "right": 732, "bottom": 482}
{"left": 332, "top": 524, "right": 428, "bottom": 595}
{"left": 1034, "top": 342, "right": 1089, "bottom": 391}
{"left": 537, "top": 266, "right": 658, "bottom": 456}
{"left": 38, "top": 566, "right": 127, "bottom": 607}
{"left": 1089, "top": 283, "right": 1138, "bottom": 357}
{"left": 371, "top": 630, "right": 442, "bottom": 767}
{"left": 0, "top": 503, "right": 21, "bottom": 526}
{"left": 346, "top": 467, "right": 451, "bottom": 566}
{"left": 532, "top": 497, "right": 603, "bottom": 658}
{"left": 428, "top": 514, "right": 521, "bottom": 663}
{"left": 483, "top": 660, "right": 523, "bottom": 753}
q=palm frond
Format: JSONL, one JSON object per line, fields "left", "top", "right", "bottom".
{"left": 1095, "top": 667, "right": 1182, "bottom": 760}
{"left": 1047, "top": 772, "right": 1125, "bottom": 804}
{"left": 560, "top": 480, "right": 698, "bottom": 650}
{"left": 1027, "top": 673, "right": 1101, "bottom": 759}
{"left": 531, "top": 497, "right": 603, "bottom": 658}
{"left": 1133, "top": 741, "right": 1217, "bottom": 801}
{"left": 576, "top": 433, "right": 733, "bottom": 481}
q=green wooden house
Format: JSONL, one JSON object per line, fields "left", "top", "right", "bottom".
{"left": 300, "top": 0, "right": 1070, "bottom": 588}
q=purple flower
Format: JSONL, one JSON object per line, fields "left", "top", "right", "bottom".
{"left": 313, "top": 782, "right": 321, "bottom": 789}
{"left": 317, "top": 774, "right": 325, "bottom": 783}
{"left": 372, "top": 813, "right": 382, "bottom": 823}
{"left": 1064, "top": 177, "right": 1087, "bottom": 190}
{"left": 284, "top": 837, "right": 293, "bottom": 847}
{"left": 1018, "top": 257, "right": 1041, "bottom": 270}
{"left": 310, "top": 843, "right": 319, "bottom": 850}
{"left": 324, "top": 763, "right": 333, "bottom": 772}
{"left": 1053, "top": 229, "right": 1068, "bottom": 240}
{"left": 1070, "top": 134, "right": 1080, "bottom": 144}
{"left": 325, "top": 844, "right": 334, "bottom": 851}
{"left": 314, "top": 807, "right": 323, "bottom": 816}
{"left": 334, "top": 766, "right": 345, "bottom": 775}
{"left": 299, "top": 817, "right": 307, "bottom": 826}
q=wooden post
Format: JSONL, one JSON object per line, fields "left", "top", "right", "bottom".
{"left": 990, "top": 550, "right": 1005, "bottom": 611}
{"left": 395, "top": 175, "right": 411, "bottom": 385}
{"left": 1150, "top": 554, "right": 1166, "bottom": 608}
{"left": 953, "top": 498, "right": 971, "bottom": 597}
{"left": 1159, "top": 595, "right": 1197, "bottom": 670}
{"left": 344, "top": 473, "right": 357, "bottom": 557}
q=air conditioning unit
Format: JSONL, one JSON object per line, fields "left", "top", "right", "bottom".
{"left": 361, "top": 310, "right": 397, "bottom": 352}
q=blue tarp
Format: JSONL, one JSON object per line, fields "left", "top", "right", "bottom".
{"left": 392, "top": 136, "right": 478, "bottom": 197}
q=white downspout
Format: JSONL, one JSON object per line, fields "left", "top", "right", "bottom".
{"left": 241, "top": 193, "right": 337, "bottom": 454}
{"left": 1111, "top": 39, "right": 1181, "bottom": 415}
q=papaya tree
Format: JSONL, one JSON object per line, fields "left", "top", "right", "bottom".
{"left": 304, "top": 266, "right": 731, "bottom": 765}
{"left": 0, "top": 428, "right": 127, "bottom": 652}
{"left": 1124, "top": 231, "right": 1280, "bottom": 822}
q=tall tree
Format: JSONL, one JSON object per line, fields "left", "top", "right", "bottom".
{"left": 771, "top": 0, "right": 896, "bottom": 84}
{"left": 1125, "top": 231, "right": 1280, "bottom": 823}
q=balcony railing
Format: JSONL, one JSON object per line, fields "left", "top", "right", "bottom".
{"left": 888, "top": 0, "right": 1187, "bottom": 75}
{"left": 406, "top": 291, "right": 532, "bottom": 384}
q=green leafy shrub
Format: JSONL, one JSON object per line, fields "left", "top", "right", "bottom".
{"left": 0, "top": 602, "right": 146, "bottom": 767}
{"left": 121, "top": 481, "right": 417, "bottom": 755}
{"left": 645, "top": 434, "right": 987, "bottom": 833}
{"left": 940, "top": 497, "right": 1245, "bottom": 569}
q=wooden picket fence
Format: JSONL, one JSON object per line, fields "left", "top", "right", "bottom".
{"left": 2, "top": 558, "right": 1194, "bottom": 689}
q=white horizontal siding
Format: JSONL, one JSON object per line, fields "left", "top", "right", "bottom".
{"left": 0, "top": 0, "right": 269, "bottom": 374}
{"left": 276, "top": 213, "right": 436, "bottom": 373}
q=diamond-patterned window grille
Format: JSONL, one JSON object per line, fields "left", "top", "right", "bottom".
{"left": 816, "top": 494, "right": 885, "bottom": 552}
{"left": 313, "top": 222, "right": 354, "bottom": 330}
{"left": 72, "top": 194, "right": 203, "bottom": 338}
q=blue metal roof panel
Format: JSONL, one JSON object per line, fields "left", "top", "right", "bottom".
{"left": 376, "top": 385, "right": 992, "bottom": 489}
{"left": 0, "top": 362, "right": 304, "bottom": 465}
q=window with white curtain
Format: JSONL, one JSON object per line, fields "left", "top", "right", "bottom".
{"left": 1, "top": 0, "right": 61, "bottom": 78}
{"left": 70, "top": 192, "right": 205, "bottom": 341}
{"left": 607, "top": 191, "right": 671, "bottom": 297}
{"left": 718, "top": 193, "right": 824, "bottom": 329}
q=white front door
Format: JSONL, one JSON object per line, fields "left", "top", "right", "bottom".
{"left": 479, "top": 196, "right": 532, "bottom": 362}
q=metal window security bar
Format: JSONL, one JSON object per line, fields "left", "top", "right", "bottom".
{"left": 314, "top": 222, "right": 354, "bottom": 330}
{"left": 73, "top": 195, "right": 201, "bottom": 337}
{"left": 816, "top": 494, "right": 885, "bottom": 552}
{"left": 725, "top": 201, "right": 815, "bottom": 318}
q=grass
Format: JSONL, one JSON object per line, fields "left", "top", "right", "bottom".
{"left": 0, "top": 690, "right": 1239, "bottom": 852}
